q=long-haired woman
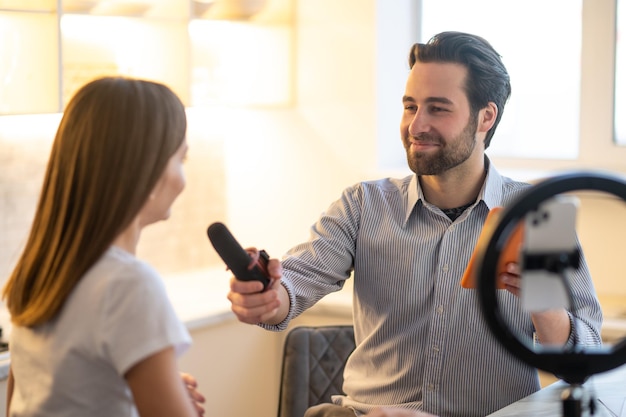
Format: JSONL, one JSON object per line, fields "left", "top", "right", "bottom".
{"left": 3, "top": 76, "right": 202, "bottom": 417}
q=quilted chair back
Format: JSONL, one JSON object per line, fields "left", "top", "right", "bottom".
{"left": 277, "top": 325, "right": 356, "bottom": 417}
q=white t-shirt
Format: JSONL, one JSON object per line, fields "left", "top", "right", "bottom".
{"left": 8, "top": 246, "right": 192, "bottom": 417}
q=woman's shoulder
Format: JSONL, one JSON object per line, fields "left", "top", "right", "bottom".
{"left": 78, "top": 246, "right": 165, "bottom": 302}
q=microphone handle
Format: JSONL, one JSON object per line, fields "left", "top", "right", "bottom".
{"left": 207, "top": 222, "right": 271, "bottom": 290}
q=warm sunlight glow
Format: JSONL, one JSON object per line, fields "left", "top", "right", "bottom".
{"left": 615, "top": 0, "right": 626, "bottom": 145}
{"left": 60, "top": 15, "right": 189, "bottom": 107}
{"left": 0, "top": 113, "right": 62, "bottom": 143}
{"left": 0, "top": 13, "right": 60, "bottom": 114}
{"left": 189, "top": 19, "right": 292, "bottom": 106}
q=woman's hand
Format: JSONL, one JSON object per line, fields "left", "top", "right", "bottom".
{"left": 181, "top": 372, "right": 206, "bottom": 416}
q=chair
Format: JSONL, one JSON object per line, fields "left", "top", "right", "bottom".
{"left": 277, "top": 325, "right": 356, "bottom": 417}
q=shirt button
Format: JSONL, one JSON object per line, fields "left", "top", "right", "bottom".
{"left": 427, "top": 383, "right": 435, "bottom": 391}
{"left": 442, "top": 264, "right": 449, "bottom": 273}
{"left": 436, "top": 305, "right": 444, "bottom": 314}
{"left": 432, "top": 345, "right": 440, "bottom": 352}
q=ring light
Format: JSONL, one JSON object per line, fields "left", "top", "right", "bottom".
{"left": 478, "top": 171, "right": 626, "bottom": 385}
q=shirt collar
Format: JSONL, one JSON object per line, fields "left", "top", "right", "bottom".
{"left": 404, "top": 156, "right": 506, "bottom": 223}
{"left": 479, "top": 156, "right": 507, "bottom": 209}
{"left": 405, "top": 174, "right": 421, "bottom": 224}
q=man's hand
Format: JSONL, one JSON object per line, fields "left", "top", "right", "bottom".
{"left": 499, "top": 262, "right": 571, "bottom": 346}
{"left": 499, "top": 262, "right": 522, "bottom": 296}
{"left": 227, "top": 257, "right": 287, "bottom": 325}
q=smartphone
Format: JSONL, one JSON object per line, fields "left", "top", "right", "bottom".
{"left": 461, "top": 207, "right": 524, "bottom": 290}
{"left": 521, "top": 195, "right": 580, "bottom": 312}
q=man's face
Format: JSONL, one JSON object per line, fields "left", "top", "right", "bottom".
{"left": 400, "top": 61, "right": 482, "bottom": 176}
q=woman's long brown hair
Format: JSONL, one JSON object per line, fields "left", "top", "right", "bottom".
{"left": 2, "top": 77, "right": 187, "bottom": 327}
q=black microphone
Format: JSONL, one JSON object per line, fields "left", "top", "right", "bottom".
{"left": 207, "top": 222, "right": 271, "bottom": 291}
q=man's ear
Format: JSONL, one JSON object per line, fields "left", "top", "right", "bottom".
{"left": 478, "top": 102, "right": 498, "bottom": 134}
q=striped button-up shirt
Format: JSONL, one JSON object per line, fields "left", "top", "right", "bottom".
{"left": 270, "top": 160, "right": 602, "bottom": 417}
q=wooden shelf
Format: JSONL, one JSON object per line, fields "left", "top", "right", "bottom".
{"left": 0, "top": 0, "right": 293, "bottom": 115}
{"left": 61, "top": 14, "right": 190, "bottom": 107}
{"left": 0, "top": 11, "right": 60, "bottom": 114}
{"left": 0, "top": 0, "right": 56, "bottom": 12}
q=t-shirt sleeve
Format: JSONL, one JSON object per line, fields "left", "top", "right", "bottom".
{"left": 97, "top": 261, "right": 192, "bottom": 376}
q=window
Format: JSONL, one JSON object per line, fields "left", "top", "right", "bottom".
{"left": 377, "top": 0, "right": 626, "bottom": 176}
{"left": 420, "top": 0, "right": 581, "bottom": 161}
{"left": 615, "top": 0, "right": 626, "bottom": 145}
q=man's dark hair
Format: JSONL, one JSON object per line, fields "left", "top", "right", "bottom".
{"left": 409, "top": 31, "right": 511, "bottom": 149}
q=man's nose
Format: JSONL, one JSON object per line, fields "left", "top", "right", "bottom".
{"left": 408, "top": 110, "right": 430, "bottom": 136}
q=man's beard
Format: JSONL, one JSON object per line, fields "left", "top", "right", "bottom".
{"left": 404, "top": 115, "right": 479, "bottom": 175}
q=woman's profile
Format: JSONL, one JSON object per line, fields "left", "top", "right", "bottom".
{"left": 3, "top": 76, "right": 203, "bottom": 416}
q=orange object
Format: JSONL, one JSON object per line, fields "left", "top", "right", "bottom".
{"left": 460, "top": 207, "right": 524, "bottom": 289}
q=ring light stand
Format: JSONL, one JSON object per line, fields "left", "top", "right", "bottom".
{"left": 478, "top": 172, "right": 626, "bottom": 417}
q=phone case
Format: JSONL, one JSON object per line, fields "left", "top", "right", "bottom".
{"left": 521, "top": 196, "right": 579, "bottom": 311}
{"left": 523, "top": 196, "right": 578, "bottom": 254}
{"left": 460, "top": 207, "right": 524, "bottom": 289}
